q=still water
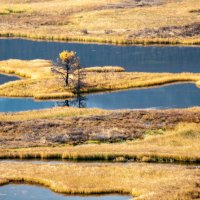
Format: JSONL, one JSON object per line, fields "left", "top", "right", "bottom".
{"left": 0, "top": 39, "right": 199, "bottom": 72}
{"left": 0, "top": 83, "right": 200, "bottom": 112}
{"left": 0, "top": 74, "right": 19, "bottom": 84}
{"left": 0, "top": 184, "right": 130, "bottom": 200}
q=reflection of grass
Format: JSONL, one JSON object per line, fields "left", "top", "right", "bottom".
{"left": 1, "top": 122, "right": 200, "bottom": 163}
{"left": 1, "top": 59, "right": 200, "bottom": 99}
{"left": 0, "top": 0, "right": 199, "bottom": 45}
{"left": 0, "top": 162, "right": 199, "bottom": 199}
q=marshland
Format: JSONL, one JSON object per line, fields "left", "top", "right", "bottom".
{"left": 0, "top": 0, "right": 200, "bottom": 199}
{"left": 0, "top": 0, "right": 199, "bottom": 45}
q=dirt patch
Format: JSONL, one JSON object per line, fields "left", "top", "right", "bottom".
{"left": 1, "top": 109, "right": 200, "bottom": 148}
{"left": 129, "top": 22, "right": 200, "bottom": 38}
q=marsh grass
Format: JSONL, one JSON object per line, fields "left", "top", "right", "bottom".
{"left": 0, "top": 107, "right": 109, "bottom": 121}
{"left": 0, "top": 162, "right": 199, "bottom": 200}
{"left": 1, "top": 123, "right": 199, "bottom": 163}
{"left": 1, "top": 59, "right": 200, "bottom": 99}
{"left": 0, "top": 0, "right": 199, "bottom": 45}
{"left": 83, "top": 66, "right": 125, "bottom": 72}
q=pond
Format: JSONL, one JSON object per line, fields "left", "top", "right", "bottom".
{"left": 0, "top": 74, "right": 20, "bottom": 84}
{"left": 0, "top": 39, "right": 200, "bottom": 72}
{"left": 0, "top": 184, "right": 130, "bottom": 200}
{"left": 0, "top": 83, "right": 200, "bottom": 112}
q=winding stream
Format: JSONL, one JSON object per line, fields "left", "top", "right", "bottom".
{"left": 0, "top": 39, "right": 200, "bottom": 111}
{"left": 0, "top": 83, "right": 200, "bottom": 112}
{"left": 0, "top": 39, "right": 200, "bottom": 72}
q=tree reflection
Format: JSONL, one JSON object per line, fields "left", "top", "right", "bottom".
{"left": 56, "top": 94, "right": 87, "bottom": 108}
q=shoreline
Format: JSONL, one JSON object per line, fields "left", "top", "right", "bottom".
{"left": 0, "top": 34, "right": 200, "bottom": 46}
{"left": 0, "top": 162, "right": 199, "bottom": 199}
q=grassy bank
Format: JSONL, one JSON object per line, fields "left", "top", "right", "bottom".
{"left": 0, "top": 123, "right": 199, "bottom": 163}
{"left": 0, "top": 107, "right": 200, "bottom": 163}
{"left": 0, "top": 0, "right": 199, "bottom": 45}
{"left": 0, "top": 162, "right": 199, "bottom": 200}
{"left": 0, "top": 107, "right": 109, "bottom": 121}
{"left": 1, "top": 59, "right": 200, "bottom": 99}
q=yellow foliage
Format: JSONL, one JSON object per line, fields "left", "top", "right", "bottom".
{"left": 59, "top": 51, "right": 76, "bottom": 62}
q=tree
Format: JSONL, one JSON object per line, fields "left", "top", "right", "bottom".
{"left": 52, "top": 50, "right": 80, "bottom": 87}
{"left": 52, "top": 50, "right": 86, "bottom": 99}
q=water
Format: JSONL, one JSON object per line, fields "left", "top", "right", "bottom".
{"left": 0, "top": 83, "right": 200, "bottom": 112}
{"left": 0, "top": 39, "right": 199, "bottom": 72}
{"left": 0, "top": 160, "right": 126, "bottom": 165}
{"left": 0, "top": 97, "right": 57, "bottom": 112}
{"left": 0, "top": 184, "right": 130, "bottom": 200}
{"left": 0, "top": 74, "right": 19, "bottom": 84}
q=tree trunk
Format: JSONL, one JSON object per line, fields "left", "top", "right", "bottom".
{"left": 65, "top": 65, "right": 69, "bottom": 86}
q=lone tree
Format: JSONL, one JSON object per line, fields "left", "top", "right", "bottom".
{"left": 52, "top": 50, "right": 85, "bottom": 95}
{"left": 52, "top": 50, "right": 80, "bottom": 86}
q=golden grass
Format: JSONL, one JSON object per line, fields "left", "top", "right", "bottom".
{"left": 1, "top": 123, "right": 199, "bottom": 163}
{"left": 1, "top": 59, "right": 200, "bottom": 99}
{"left": 0, "top": 59, "right": 73, "bottom": 98}
{"left": 0, "top": 59, "right": 53, "bottom": 78}
{"left": 83, "top": 66, "right": 125, "bottom": 72}
{"left": 0, "top": 107, "right": 109, "bottom": 121}
{"left": 0, "top": 162, "right": 199, "bottom": 199}
{"left": 0, "top": 0, "right": 199, "bottom": 45}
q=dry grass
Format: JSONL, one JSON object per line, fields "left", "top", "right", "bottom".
{"left": 0, "top": 162, "right": 199, "bottom": 199}
{"left": 1, "top": 123, "right": 199, "bottom": 163}
{"left": 0, "top": 0, "right": 199, "bottom": 44}
{"left": 0, "top": 107, "right": 109, "bottom": 121}
{"left": 0, "top": 59, "right": 75, "bottom": 98}
{"left": 1, "top": 59, "right": 200, "bottom": 99}
{"left": 83, "top": 66, "right": 125, "bottom": 72}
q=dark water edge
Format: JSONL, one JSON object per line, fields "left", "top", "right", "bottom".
{"left": 1, "top": 159, "right": 200, "bottom": 166}
{"left": 0, "top": 39, "right": 200, "bottom": 72}
{"left": 0, "top": 74, "right": 20, "bottom": 84}
{"left": 0, "top": 83, "right": 200, "bottom": 112}
{"left": 0, "top": 184, "right": 130, "bottom": 200}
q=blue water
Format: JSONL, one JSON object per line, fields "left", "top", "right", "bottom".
{"left": 0, "top": 74, "right": 19, "bottom": 84}
{"left": 0, "top": 184, "right": 130, "bottom": 200}
{"left": 0, "top": 97, "right": 57, "bottom": 112}
{"left": 0, "top": 39, "right": 199, "bottom": 72}
{"left": 0, "top": 83, "right": 200, "bottom": 112}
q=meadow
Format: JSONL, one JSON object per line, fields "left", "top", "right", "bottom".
{"left": 1, "top": 59, "right": 200, "bottom": 99}
{"left": 0, "top": 0, "right": 199, "bottom": 44}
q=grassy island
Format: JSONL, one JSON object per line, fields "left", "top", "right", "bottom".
{"left": 0, "top": 59, "right": 200, "bottom": 99}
